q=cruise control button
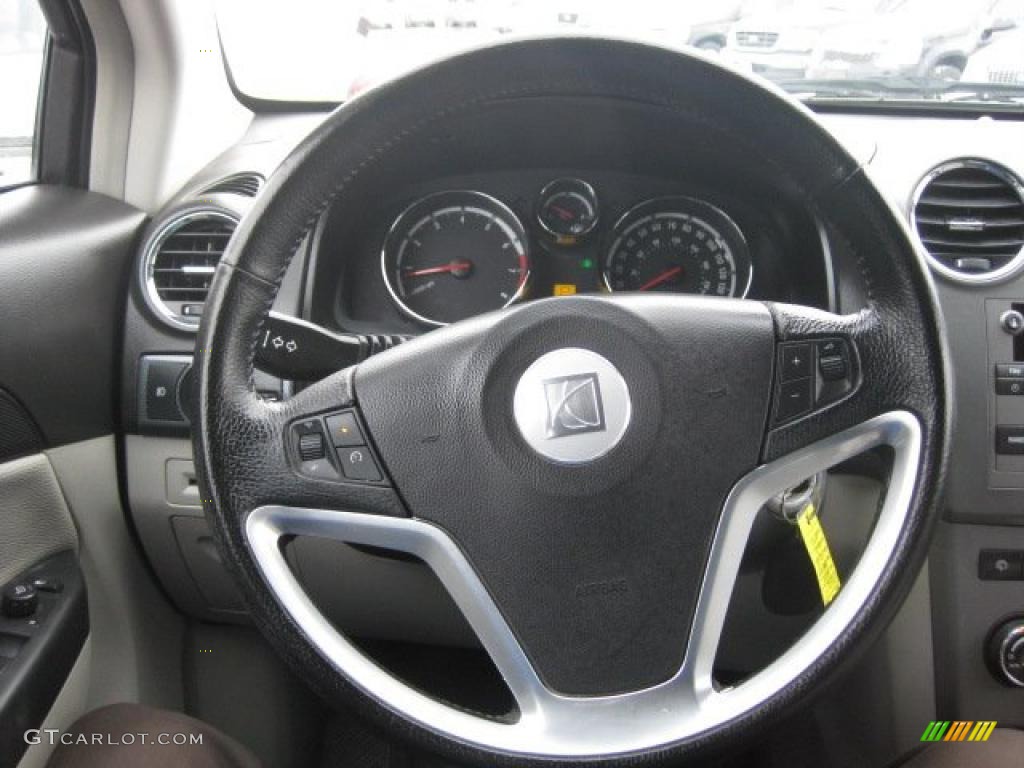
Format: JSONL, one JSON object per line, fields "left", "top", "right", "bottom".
{"left": 298, "top": 432, "right": 327, "bottom": 461}
{"left": 300, "top": 458, "right": 339, "bottom": 480}
{"left": 325, "top": 412, "right": 365, "bottom": 447}
{"left": 775, "top": 378, "right": 813, "bottom": 423}
{"left": 337, "top": 446, "right": 382, "bottom": 482}
{"left": 780, "top": 344, "right": 812, "bottom": 381}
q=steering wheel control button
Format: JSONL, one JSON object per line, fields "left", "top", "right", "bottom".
{"left": 772, "top": 338, "right": 856, "bottom": 426}
{"left": 775, "top": 378, "right": 813, "bottom": 423}
{"left": 978, "top": 550, "right": 1024, "bottom": 581}
{"left": 513, "top": 348, "right": 632, "bottom": 464}
{"left": 2, "top": 583, "right": 38, "bottom": 619}
{"left": 996, "top": 426, "right": 1024, "bottom": 455}
{"left": 818, "top": 355, "right": 847, "bottom": 382}
{"left": 300, "top": 458, "right": 339, "bottom": 480}
{"left": 1001, "top": 309, "right": 1024, "bottom": 336}
{"left": 291, "top": 418, "right": 338, "bottom": 480}
{"left": 290, "top": 411, "right": 387, "bottom": 484}
{"left": 337, "top": 446, "right": 382, "bottom": 482}
{"left": 325, "top": 412, "right": 364, "bottom": 447}
{"left": 298, "top": 432, "right": 327, "bottom": 462}
{"left": 780, "top": 343, "right": 812, "bottom": 381}
{"left": 817, "top": 339, "right": 849, "bottom": 382}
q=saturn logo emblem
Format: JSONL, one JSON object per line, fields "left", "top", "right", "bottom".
{"left": 513, "top": 348, "right": 632, "bottom": 464}
{"left": 543, "top": 373, "right": 607, "bottom": 439}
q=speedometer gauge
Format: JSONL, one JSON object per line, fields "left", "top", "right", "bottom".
{"left": 603, "top": 197, "right": 751, "bottom": 297}
{"left": 382, "top": 191, "right": 530, "bottom": 326}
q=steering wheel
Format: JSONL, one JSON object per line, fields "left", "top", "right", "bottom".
{"left": 194, "top": 38, "right": 949, "bottom": 765}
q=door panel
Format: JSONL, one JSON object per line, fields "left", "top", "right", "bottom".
{"left": 0, "top": 184, "right": 150, "bottom": 766}
{"left": 0, "top": 454, "right": 77, "bottom": 586}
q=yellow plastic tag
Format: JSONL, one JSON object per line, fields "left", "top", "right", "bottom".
{"left": 796, "top": 503, "right": 841, "bottom": 606}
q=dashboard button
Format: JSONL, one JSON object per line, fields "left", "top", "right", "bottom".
{"left": 780, "top": 343, "right": 812, "bottom": 381}
{"left": 979, "top": 550, "right": 1024, "bottom": 581}
{"left": 997, "top": 364, "right": 1024, "bottom": 379}
{"left": 143, "top": 359, "right": 189, "bottom": 422}
{"left": 996, "top": 426, "right": 1024, "bottom": 455}
{"left": 325, "top": 412, "right": 365, "bottom": 447}
{"left": 337, "top": 446, "right": 382, "bottom": 482}
{"left": 997, "top": 378, "right": 1024, "bottom": 396}
{"left": 775, "top": 378, "right": 813, "bottom": 423}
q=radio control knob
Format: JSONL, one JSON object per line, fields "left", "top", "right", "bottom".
{"left": 1000, "top": 310, "right": 1024, "bottom": 336}
{"left": 987, "top": 619, "right": 1024, "bottom": 687}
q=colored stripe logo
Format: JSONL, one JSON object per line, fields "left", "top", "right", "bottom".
{"left": 920, "top": 721, "right": 997, "bottom": 742}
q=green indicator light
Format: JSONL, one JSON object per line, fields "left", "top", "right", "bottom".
{"left": 581, "top": 258, "right": 594, "bottom": 269}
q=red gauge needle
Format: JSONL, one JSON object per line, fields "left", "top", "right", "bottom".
{"left": 550, "top": 204, "right": 575, "bottom": 222}
{"left": 403, "top": 260, "right": 472, "bottom": 278}
{"left": 638, "top": 266, "right": 683, "bottom": 292}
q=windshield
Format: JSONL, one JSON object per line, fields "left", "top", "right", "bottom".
{"left": 217, "top": 0, "right": 1024, "bottom": 106}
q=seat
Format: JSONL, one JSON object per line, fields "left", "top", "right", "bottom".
{"left": 46, "top": 703, "right": 262, "bottom": 768}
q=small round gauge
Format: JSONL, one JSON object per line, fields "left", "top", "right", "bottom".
{"left": 537, "top": 178, "right": 599, "bottom": 239}
{"left": 382, "top": 191, "right": 530, "bottom": 326}
{"left": 603, "top": 197, "right": 751, "bottom": 297}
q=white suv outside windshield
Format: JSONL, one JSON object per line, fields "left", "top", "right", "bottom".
{"left": 217, "top": 0, "right": 1024, "bottom": 105}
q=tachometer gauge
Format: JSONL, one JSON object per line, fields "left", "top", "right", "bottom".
{"left": 537, "top": 178, "right": 599, "bottom": 240}
{"left": 382, "top": 191, "right": 531, "bottom": 326}
{"left": 603, "top": 197, "right": 751, "bottom": 297}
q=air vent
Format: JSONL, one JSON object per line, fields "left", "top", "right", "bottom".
{"left": 912, "top": 160, "right": 1024, "bottom": 284}
{"left": 201, "top": 173, "right": 264, "bottom": 198}
{"left": 140, "top": 211, "right": 238, "bottom": 331}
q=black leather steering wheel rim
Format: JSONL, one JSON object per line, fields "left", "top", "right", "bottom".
{"left": 194, "top": 37, "right": 950, "bottom": 766}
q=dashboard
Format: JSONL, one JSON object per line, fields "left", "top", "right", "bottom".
{"left": 310, "top": 168, "right": 832, "bottom": 335}
{"left": 120, "top": 106, "right": 1024, "bottom": 733}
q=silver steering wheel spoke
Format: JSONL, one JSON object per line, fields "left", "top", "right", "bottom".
{"left": 244, "top": 410, "right": 921, "bottom": 758}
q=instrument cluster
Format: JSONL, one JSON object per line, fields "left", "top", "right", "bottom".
{"left": 379, "top": 177, "right": 754, "bottom": 327}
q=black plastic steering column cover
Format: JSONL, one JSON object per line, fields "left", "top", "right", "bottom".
{"left": 193, "top": 37, "right": 950, "bottom": 767}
